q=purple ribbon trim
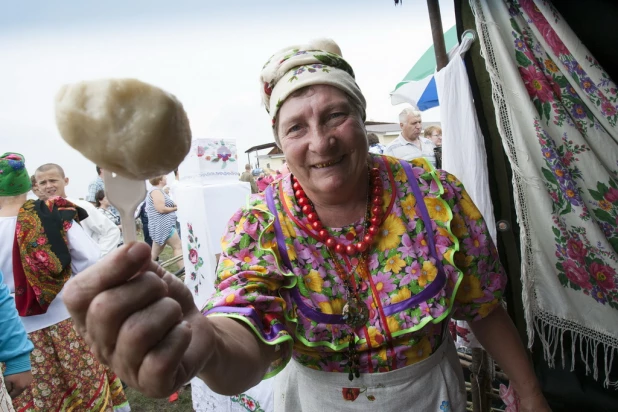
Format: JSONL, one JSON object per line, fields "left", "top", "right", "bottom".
{"left": 204, "top": 306, "right": 286, "bottom": 341}
{"left": 290, "top": 287, "right": 348, "bottom": 324}
{"left": 382, "top": 160, "right": 447, "bottom": 316}
{"left": 265, "top": 185, "right": 293, "bottom": 270}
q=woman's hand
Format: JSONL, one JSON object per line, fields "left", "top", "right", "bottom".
{"left": 519, "top": 388, "right": 551, "bottom": 411}
{"left": 63, "top": 242, "right": 215, "bottom": 398}
{"left": 4, "top": 370, "right": 33, "bottom": 398}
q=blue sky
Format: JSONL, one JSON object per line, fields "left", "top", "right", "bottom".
{"left": 1, "top": 0, "right": 454, "bottom": 197}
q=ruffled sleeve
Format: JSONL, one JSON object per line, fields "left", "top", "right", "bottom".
{"left": 439, "top": 171, "right": 507, "bottom": 321}
{"left": 203, "top": 194, "right": 294, "bottom": 378}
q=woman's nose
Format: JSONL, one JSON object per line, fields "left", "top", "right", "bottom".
{"left": 308, "top": 127, "right": 334, "bottom": 153}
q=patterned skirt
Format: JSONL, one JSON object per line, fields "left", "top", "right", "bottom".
{"left": 11, "top": 319, "right": 130, "bottom": 412}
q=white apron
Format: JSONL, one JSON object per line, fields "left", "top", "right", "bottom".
{"left": 0, "top": 372, "right": 15, "bottom": 412}
{"left": 275, "top": 336, "right": 465, "bottom": 412}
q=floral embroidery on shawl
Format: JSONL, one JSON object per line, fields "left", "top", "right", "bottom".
{"left": 13, "top": 197, "right": 87, "bottom": 316}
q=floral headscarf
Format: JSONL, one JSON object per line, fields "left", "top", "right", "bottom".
{"left": 260, "top": 38, "right": 367, "bottom": 144}
{"left": 0, "top": 152, "right": 31, "bottom": 196}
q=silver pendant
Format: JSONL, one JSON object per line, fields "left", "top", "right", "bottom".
{"left": 342, "top": 298, "right": 370, "bottom": 329}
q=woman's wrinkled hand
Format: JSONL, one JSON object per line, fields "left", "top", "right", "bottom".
{"left": 518, "top": 388, "right": 551, "bottom": 412}
{"left": 63, "top": 242, "right": 214, "bottom": 398}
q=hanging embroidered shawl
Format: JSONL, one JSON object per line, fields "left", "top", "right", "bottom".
{"left": 471, "top": 0, "right": 618, "bottom": 386}
{"left": 13, "top": 197, "right": 88, "bottom": 316}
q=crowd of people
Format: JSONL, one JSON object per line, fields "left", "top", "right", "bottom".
{"left": 239, "top": 162, "right": 286, "bottom": 194}
{"left": 56, "top": 38, "right": 550, "bottom": 412}
{"left": 0, "top": 156, "right": 189, "bottom": 411}
{"left": 0, "top": 157, "right": 130, "bottom": 411}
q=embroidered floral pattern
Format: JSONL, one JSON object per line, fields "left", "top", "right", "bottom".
{"left": 196, "top": 140, "right": 238, "bottom": 169}
{"left": 510, "top": 0, "right": 618, "bottom": 309}
{"left": 186, "top": 222, "right": 205, "bottom": 295}
{"left": 204, "top": 155, "right": 505, "bottom": 377}
{"left": 230, "top": 393, "right": 265, "bottom": 412}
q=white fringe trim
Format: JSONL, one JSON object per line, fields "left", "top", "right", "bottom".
{"left": 470, "top": 0, "right": 618, "bottom": 389}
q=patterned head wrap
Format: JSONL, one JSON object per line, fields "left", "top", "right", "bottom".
{"left": 0, "top": 152, "right": 31, "bottom": 197}
{"left": 260, "top": 39, "right": 367, "bottom": 145}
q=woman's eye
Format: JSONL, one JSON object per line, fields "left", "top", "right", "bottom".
{"left": 287, "top": 125, "right": 301, "bottom": 134}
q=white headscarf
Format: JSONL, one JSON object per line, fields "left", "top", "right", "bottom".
{"left": 260, "top": 38, "right": 367, "bottom": 145}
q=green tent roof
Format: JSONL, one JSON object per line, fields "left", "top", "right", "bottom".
{"left": 394, "top": 25, "right": 459, "bottom": 91}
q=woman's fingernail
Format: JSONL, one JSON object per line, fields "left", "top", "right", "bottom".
{"left": 127, "top": 243, "right": 146, "bottom": 262}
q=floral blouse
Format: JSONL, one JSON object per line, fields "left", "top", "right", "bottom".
{"left": 204, "top": 155, "right": 506, "bottom": 378}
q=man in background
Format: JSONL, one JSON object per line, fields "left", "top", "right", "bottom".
{"left": 239, "top": 163, "right": 258, "bottom": 194}
{"left": 34, "top": 164, "right": 121, "bottom": 257}
{"left": 385, "top": 107, "right": 437, "bottom": 167}
{"left": 85, "top": 166, "right": 104, "bottom": 205}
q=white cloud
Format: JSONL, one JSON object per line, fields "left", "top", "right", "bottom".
{"left": 0, "top": 2, "right": 453, "bottom": 197}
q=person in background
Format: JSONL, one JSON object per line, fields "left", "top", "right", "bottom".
{"left": 0, "top": 153, "right": 130, "bottom": 412}
{"left": 136, "top": 201, "right": 153, "bottom": 247}
{"left": 34, "top": 163, "right": 121, "bottom": 257}
{"left": 0, "top": 269, "right": 34, "bottom": 411}
{"left": 28, "top": 175, "right": 45, "bottom": 201}
{"left": 385, "top": 107, "right": 437, "bottom": 166}
{"left": 425, "top": 126, "right": 443, "bottom": 169}
{"left": 169, "top": 169, "right": 182, "bottom": 238}
{"left": 239, "top": 163, "right": 258, "bottom": 194}
{"left": 146, "top": 175, "right": 183, "bottom": 267}
{"left": 85, "top": 165, "right": 105, "bottom": 205}
{"left": 424, "top": 125, "right": 442, "bottom": 147}
{"left": 256, "top": 172, "right": 274, "bottom": 192}
{"left": 95, "top": 189, "right": 123, "bottom": 247}
{"left": 367, "top": 132, "right": 386, "bottom": 154}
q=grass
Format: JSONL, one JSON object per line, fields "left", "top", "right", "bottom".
{"left": 136, "top": 229, "right": 182, "bottom": 273}
{"left": 124, "top": 385, "right": 193, "bottom": 412}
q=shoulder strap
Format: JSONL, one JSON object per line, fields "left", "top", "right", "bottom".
{"left": 264, "top": 185, "right": 293, "bottom": 271}
{"left": 399, "top": 160, "right": 444, "bottom": 273}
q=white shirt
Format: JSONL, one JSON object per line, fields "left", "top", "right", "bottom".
{"left": 384, "top": 134, "right": 437, "bottom": 166}
{"left": 0, "top": 215, "right": 100, "bottom": 333}
{"left": 69, "top": 198, "right": 121, "bottom": 257}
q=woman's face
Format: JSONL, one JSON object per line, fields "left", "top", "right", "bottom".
{"left": 160, "top": 175, "right": 168, "bottom": 186}
{"left": 277, "top": 85, "right": 368, "bottom": 202}
{"left": 430, "top": 130, "right": 442, "bottom": 146}
{"left": 100, "top": 195, "right": 109, "bottom": 208}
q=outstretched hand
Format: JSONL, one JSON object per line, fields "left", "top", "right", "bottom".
{"left": 63, "top": 242, "right": 215, "bottom": 398}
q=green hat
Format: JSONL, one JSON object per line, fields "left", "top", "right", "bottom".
{"left": 0, "top": 152, "right": 31, "bottom": 197}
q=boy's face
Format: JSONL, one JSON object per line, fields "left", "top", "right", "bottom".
{"left": 36, "top": 168, "right": 69, "bottom": 199}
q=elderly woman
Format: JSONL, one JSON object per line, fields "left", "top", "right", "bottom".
{"left": 425, "top": 126, "right": 443, "bottom": 168}
{"left": 63, "top": 39, "right": 549, "bottom": 411}
{"left": 424, "top": 125, "right": 442, "bottom": 147}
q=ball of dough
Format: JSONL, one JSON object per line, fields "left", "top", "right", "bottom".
{"left": 55, "top": 78, "right": 192, "bottom": 180}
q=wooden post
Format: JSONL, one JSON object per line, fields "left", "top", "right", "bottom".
{"left": 426, "top": 0, "right": 449, "bottom": 71}
{"left": 470, "top": 348, "right": 492, "bottom": 412}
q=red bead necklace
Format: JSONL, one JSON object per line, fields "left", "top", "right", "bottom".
{"left": 292, "top": 167, "right": 383, "bottom": 256}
